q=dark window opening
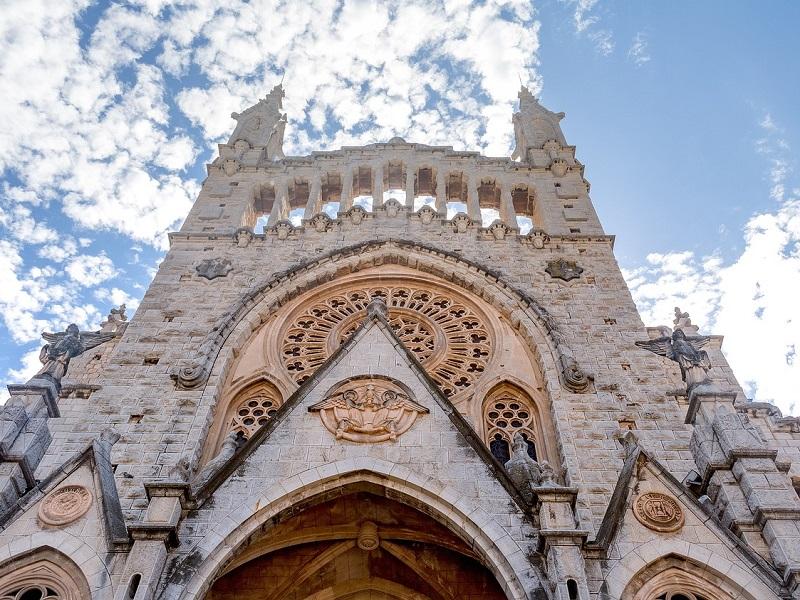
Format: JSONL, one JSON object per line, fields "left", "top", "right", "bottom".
{"left": 490, "top": 434, "right": 510, "bottom": 464}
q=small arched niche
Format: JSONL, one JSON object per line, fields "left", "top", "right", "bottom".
{"left": 482, "top": 382, "right": 553, "bottom": 466}
{"left": 0, "top": 548, "right": 91, "bottom": 600}
{"left": 621, "top": 555, "right": 759, "bottom": 600}
{"left": 202, "top": 378, "right": 283, "bottom": 461}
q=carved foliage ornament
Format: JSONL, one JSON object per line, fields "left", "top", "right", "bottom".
{"left": 38, "top": 485, "right": 92, "bottom": 526}
{"left": 545, "top": 258, "right": 583, "bottom": 282}
{"left": 310, "top": 380, "right": 428, "bottom": 442}
{"left": 196, "top": 257, "right": 233, "bottom": 280}
{"left": 632, "top": 491, "right": 684, "bottom": 532}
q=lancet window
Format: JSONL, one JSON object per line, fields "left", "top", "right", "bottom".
{"left": 220, "top": 381, "right": 283, "bottom": 445}
{"left": 483, "top": 385, "right": 538, "bottom": 464}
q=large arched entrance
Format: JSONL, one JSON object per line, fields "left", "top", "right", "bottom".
{"left": 204, "top": 482, "right": 506, "bottom": 600}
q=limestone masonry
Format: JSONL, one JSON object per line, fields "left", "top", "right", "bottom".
{"left": 1, "top": 83, "right": 799, "bottom": 600}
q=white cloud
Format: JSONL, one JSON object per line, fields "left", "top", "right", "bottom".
{"left": 65, "top": 253, "right": 118, "bottom": 286}
{"left": 627, "top": 32, "right": 650, "bottom": 66}
{"left": 565, "top": 0, "right": 614, "bottom": 55}
{"left": 624, "top": 115, "right": 800, "bottom": 415}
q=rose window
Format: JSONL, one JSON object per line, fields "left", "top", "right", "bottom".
{"left": 281, "top": 285, "right": 492, "bottom": 397}
{"left": 229, "top": 391, "right": 281, "bottom": 440}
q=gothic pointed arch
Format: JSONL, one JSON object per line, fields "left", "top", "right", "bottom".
{"left": 171, "top": 240, "right": 578, "bottom": 395}
{"left": 0, "top": 548, "right": 91, "bottom": 600}
{"left": 481, "top": 381, "right": 555, "bottom": 466}
{"left": 620, "top": 555, "right": 760, "bottom": 600}
{"left": 168, "top": 464, "right": 539, "bottom": 600}
{"left": 202, "top": 376, "right": 284, "bottom": 460}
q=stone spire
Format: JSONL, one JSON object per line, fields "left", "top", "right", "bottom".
{"left": 229, "top": 83, "right": 287, "bottom": 160}
{"left": 511, "top": 86, "right": 566, "bottom": 161}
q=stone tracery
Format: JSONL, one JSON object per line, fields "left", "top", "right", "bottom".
{"left": 280, "top": 283, "right": 492, "bottom": 398}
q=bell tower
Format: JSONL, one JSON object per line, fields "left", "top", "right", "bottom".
{"left": 1, "top": 85, "right": 799, "bottom": 600}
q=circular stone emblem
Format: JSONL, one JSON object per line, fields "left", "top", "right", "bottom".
{"left": 38, "top": 485, "right": 93, "bottom": 526}
{"left": 633, "top": 492, "right": 684, "bottom": 532}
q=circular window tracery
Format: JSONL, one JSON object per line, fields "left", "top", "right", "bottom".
{"left": 0, "top": 586, "right": 60, "bottom": 600}
{"left": 280, "top": 284, "right": 493, "bottom": 397}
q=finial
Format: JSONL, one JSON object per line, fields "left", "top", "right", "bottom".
{"left": 366, "top": 296, "right": 388, "bottom": 319}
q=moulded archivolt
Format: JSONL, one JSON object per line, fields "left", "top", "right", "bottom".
{"left": 278, "top": 279, "right": 494, "bottom": 398}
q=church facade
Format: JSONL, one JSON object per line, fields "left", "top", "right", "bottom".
{"left": 1, "top": 85, "right": 800, "bottom": 600}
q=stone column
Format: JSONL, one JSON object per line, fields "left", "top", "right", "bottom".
{"left": 340, "top": 167, "right": 353, "bottom": 212}
{"left": 689, "top": 390, "right": 800, "bottom": 594}
{"left": 267, "top": 177, "right": 290, "bottom": 226}
{"left": 118, "top": 484, "right": 191, "bottom": 600}
{"left": 435, "top": 167, "right": 447, "bottom": 214}
{"left": 405, "top": 164, "right": 415, "bottom": 209}
{"left": 500, "top": 181, "right": 517, "bottom": 227}
{"left": 372, "top": 162, "right": 384, "bottom": 209}
{"left": 303, "top": 174, "right": 322, "bottom": 220}
{"left": 466, "top": 174, "right": 481, "bottom": 222}
{"left": 0, "top": 381, "right": 59, "bottom": 512}
{"left": 537, "top": 486, "right": 590, "bottom": 600}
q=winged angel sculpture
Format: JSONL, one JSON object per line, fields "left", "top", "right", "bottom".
{"left": 33, "top": 324, "right": 114, "bottom": 388}
{"left": 309, "top": 383, "right": 429, "bottom": 443}
{"left": 635, "top": 329, "right": 712, "bottom": 392}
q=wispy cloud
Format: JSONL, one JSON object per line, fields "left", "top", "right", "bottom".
{"left": 627, "top": 32, "right": 651, "bottom": 66}
{"left": 565, "top": 0, "right": 615, "bottom": 55}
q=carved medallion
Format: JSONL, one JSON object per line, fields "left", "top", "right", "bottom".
{"left": 38, "top": 485, "right": 92, "bottom": 526}
{"left": 196, "top": 257, "right": 233, "bottom": 280}
{"left": 545, "top": 259, "right": 583, "bottom": 282}
{"left": 633, "top": 492, "right": 684, "bottom": 532}
{"left": 310, "top": 380, "right": 429, "bottom": 443}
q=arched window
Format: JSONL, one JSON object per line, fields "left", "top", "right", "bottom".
{"left": 622, "top": 557, "right": 745, "bottom": 600}
{"left": 483, "top": 384, "right": 539, "bottom": 464}
{"left": 203, "top": 379, "right": 284, "bottom": 462}
{"left": 226, "top": 380, "right": 282, "bottom": 441}
{"left": 0, "top": 550, "right": 90, "bottom": 600}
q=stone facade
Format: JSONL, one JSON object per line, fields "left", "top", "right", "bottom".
{"left": 1, "top": 85, "right": 799, "bottom": 600}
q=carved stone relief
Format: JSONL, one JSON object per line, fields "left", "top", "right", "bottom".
{"left": 550, "top": 158, "right": 568, "bottom": 177}
{"left": 417, "top": 205, "right": 436, "bottom": 224}
{"left": 383, "top": 198, "right": 402, "bottom": 217}
{"left": 38, "top": 485, "right": 93, "bottom": 526}
{"left": 280, "top": 283, "right": 492, "bottom": 397}
{"left": 545, "top": 258, "right": 583, "bottom": 282}
{"left": 451, "top": 213, "right": 472, "bottom": 233}
{"left": 272, "top": 220, "right": 295, "bottom": 240}
{"left": 309, "top": 379, "right": 428, "bottom": 443}
{"left": 528, "top": 230, "right": 550, "bottom": 249}
{"left": 310, "top": 213, "right": 333, "bottom": 233}
{"left": 347, "top": 205, "right": 367, "bottom": 224}
{"left": 196, "top": 257, "right": 233, "bottom": 280}
{"left": 488, "top": 221, "right": 512, "bottom": 240}
{"left": 632, "top": 492, "right": 684, "bottom": 532}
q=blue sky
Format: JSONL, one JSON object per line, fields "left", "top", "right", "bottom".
{"left": 1, "top": 0, "right": 798, "bottom": 413}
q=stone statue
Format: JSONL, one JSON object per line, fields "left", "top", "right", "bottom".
{"left": 229, "top": 84, "right": 286, "bottom": 159}
{"left": 100, "top": 304, "right": 127, "bottom": 332}
{"left": 673, "top": 306, "right": 693, "bottom": 331}
{"left": 635, "top": 329, "right": 712, "bottom": 392}
{"left": 33, "top": 324, "right": 114, "bottom": 389}
{"left": 504, "top": 432, "right": 541, "bottom": 503}
{"left": 539, "top": 461, "right": 556, "bottom": 486}
{"left": 191, "top": 432, "right": 240, "bottom": 492}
